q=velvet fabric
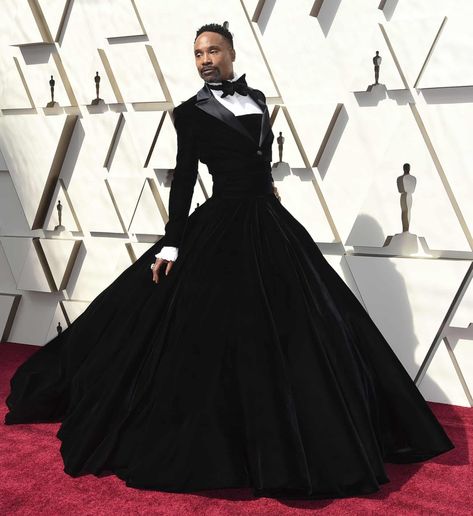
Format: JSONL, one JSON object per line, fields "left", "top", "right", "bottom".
{"left": 161, "top": 82, "right": 274, "bottom": 248}
{"left": 3, "top": 82, "right": 454, "bottom": 499}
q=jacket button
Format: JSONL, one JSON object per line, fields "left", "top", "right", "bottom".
{"left": 256, "top": 150, "right": 263, "bottom": 156}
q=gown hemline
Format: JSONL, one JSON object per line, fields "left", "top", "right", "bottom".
{"left": 3, "top": 181, "right": 455, "bottom": 500}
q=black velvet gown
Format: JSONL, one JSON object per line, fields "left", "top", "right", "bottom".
{"left": 4, "top": 111, "right": 454, "bottom": 500}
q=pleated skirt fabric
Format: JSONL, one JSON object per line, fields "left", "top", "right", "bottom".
{"left": 4, "top": 171, "right": 454, "bottom": 499}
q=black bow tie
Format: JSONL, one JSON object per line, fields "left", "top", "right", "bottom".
{"left": 207, "top": 73, "right": 249, "bottom": 97}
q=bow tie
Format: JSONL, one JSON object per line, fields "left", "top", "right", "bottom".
{"left": 207, "top": 73, "right": 249, "bottom": 97}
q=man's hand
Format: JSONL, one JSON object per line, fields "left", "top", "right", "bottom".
{"left": 151, "top": 257, "right": 175, "bottom": 284}
{"left": 273, "top": 184, "right": 281, "bottom": 202}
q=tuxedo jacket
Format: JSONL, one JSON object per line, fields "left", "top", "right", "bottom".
{"left": 161, "top": 82, "right": 275, "bottom": 248}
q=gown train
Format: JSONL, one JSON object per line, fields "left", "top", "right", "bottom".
{"left": 4, "top": 170, "right": 454, "bottom": 499}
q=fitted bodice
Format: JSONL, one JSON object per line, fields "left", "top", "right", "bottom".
{"left": 211, "top": 113, "right": 272, "bottom": 198}
{"left": 235, "top": 112, "right": 262, "bottom": 144}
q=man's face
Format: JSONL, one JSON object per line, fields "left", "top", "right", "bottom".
{"left": 194, "top": 31, "right": 235, "bottom": 82}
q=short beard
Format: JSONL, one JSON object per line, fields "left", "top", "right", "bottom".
{"left": 200, "top": 69, "right": 222, "bottom": 82}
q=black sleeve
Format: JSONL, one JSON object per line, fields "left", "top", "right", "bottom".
{"left": 257, "top": 90, "right": 274, "bottom": 182}
{"left": 162, "top": 106, "right": 199, "bottom": 247}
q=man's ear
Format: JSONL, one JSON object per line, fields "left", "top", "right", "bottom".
{"left": 231, "top": 49, "right": 236, "bottom": 61}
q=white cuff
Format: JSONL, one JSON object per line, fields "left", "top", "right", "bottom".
{"left": 155, "top": 246, "right": 178, "bottom": 262}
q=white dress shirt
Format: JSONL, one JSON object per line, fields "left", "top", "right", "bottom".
{"left": 155, "top": 72, "right": 263, "bottom": 263}
{"left": 207, "top": 71, "right": 263, "bottom": 115}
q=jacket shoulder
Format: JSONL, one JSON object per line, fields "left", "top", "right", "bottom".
{"left": 250, "top": 87, "right": 266, "bottom": 103}
{"left": 172, "top": 95, "right": 198, "bottom": 121}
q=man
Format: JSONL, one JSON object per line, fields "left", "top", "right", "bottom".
{"left": 151, "top": 23, "right": 278, "bottom": 283}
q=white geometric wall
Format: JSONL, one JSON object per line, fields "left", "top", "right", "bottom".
{"left": 0, "top": 0, "right": 472, "bottom": 407}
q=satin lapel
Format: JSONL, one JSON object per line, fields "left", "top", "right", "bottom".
{"left": 246, "top": 87, "right": 270, "bottom": 148}
{"left": 195, "top": 83, "right": 270, "bottom": 147}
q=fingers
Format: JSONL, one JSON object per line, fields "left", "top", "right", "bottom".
{"left": 273, "top": 186, "right": 281, "bottom": 202}
{"left": 152, "top": 258, "right": 164, "bottom": 283}
{"left": 151, "top": 258, "right": 174, "bottom": 283}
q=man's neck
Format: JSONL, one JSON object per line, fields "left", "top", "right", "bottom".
{"left": 206, "top": 71, "right": 239, "bottom": 85}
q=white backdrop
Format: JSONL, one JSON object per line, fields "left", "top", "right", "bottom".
{"left": 0, "top": 0, "right": 472, "bottom": 407}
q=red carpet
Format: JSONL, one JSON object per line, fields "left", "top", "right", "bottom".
{"left": 1, "top": 342, "right": 471, "bottom": 515}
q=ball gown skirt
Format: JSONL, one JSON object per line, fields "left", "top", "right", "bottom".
{"left": 4, "top": 169, "right": 453, "bottom": 500}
